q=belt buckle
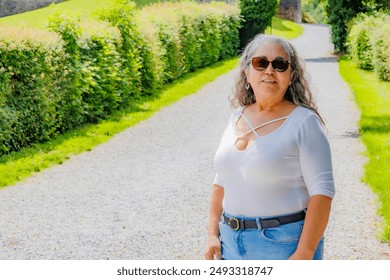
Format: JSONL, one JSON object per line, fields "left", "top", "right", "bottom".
{"left": 227, "top": 217, "right": 240, "bottom": 230}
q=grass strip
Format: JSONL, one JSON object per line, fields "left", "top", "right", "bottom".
{"left": 339, "top": 56, "right": 390, "bottom": 242}
{"left": 0, "top": 0, "right": 110, "bottom": 28}
{"left": 265, "top": 17, "right": 304, "bottom": 39}
{"left": 0, "top": 57, "right": 239, "bottom": 188}
{"left": 0, "top": 0, "right": 177, "bottom": 28}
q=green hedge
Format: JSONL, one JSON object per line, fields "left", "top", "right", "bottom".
{"left": 239, "top": 0, "right": 277, "bottom": 47}
{"left": 137, "top": 2, "right": 240, "bottom": 80}
{"left": 326, "top": 0, "right": 366, "bottom": 53}
{"left": 0, "top": 28, "right": 67, "bottom": 153}
{"left": 347, "top": 12, "right": 390, "bottom": 81}
{"left": 0, "top": 1, "right": 240, "bottom": 156}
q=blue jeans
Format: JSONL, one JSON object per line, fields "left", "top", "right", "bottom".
{"left": 220, "top": 212, "right": 324, "bottom": 260}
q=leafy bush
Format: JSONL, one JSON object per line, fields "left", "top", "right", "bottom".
{"left": 47, "top": 15, "right": 85, "bottom": 128}
{"left": 371, "top": 17, "right": 390, "bottom": 81}
{"left": 79, "top": 23, "right": 126, "bottom": 121}
{"left": 0, "top": 28, "right": 66, "bottom": 154}
{"left": 326, "top": 0, "right": 366, "bottom": 53}
{"left": 347, "top": 14, "right": 375, "bottom": 70}
{"left": 216, "top": 3, "right": 241, "bottom": 59}
{"left": 0, "top": 106, "right": 15, "bottom": 154}
{"left": 138, "top": 7, "right": 183, "bottom": 83}
{"left": 347, "top": 12, "right": 390, "bottom": 80}
{"left": 373, "top": 40, "right": 390, "bottom": 81}
{"left": 0, "top": 68, "right": 14, "bottom": 154}
{"left": 302, "top": 0, "right": 327, "bottom": 24}
{"left": 138, "top": 2, "right": 240, "bottom": 76}
{"left": 48, "top": 15, "right": 127, "bottom": 123}
{"left": 239, "top": 0, "right": 278, "bottom": 47}
{"left": 97, "top": 0, "right": 146, "bottom": 98}
{"left": 0, "top": 1, "right": 240, "bottom": 156}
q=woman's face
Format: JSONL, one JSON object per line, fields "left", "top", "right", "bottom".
{"left": 245, "top": 42, "right": 293, "bottom": 105}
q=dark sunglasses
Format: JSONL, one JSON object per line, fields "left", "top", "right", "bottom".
{"left": 251, "top": 56, "right": 290, "bottom": 72}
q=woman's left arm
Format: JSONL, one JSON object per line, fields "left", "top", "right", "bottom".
{"left": 290, "top": 113, "right": 335, "bottom": 260}
{"left": 289, "top": 194, "right": 332, "bottom": 260}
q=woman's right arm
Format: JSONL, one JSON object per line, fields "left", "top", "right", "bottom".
{"left": 204, "top": 184, "right": 224, "bottom": 260}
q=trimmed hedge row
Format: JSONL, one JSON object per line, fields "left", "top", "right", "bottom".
{"left": 0, "top": 0, "right": 241, "bottom": 156}
{"left": 347, "top": 12, "right": 390, "bottom": 81}
{"left": 137, "top": 2, "right": 240, "bottom": 83}
{"left": 0, "top": 28, "right": 68, "bottom": 153}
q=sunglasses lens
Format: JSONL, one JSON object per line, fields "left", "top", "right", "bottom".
{"left": 252, "top": 57, "right": 269, "bottom": 71}
{"left": 251, "top": 57, "right": 290, "bottom": 72}
{"left": 272, "top": 58, "right": 289, "bottom": 72}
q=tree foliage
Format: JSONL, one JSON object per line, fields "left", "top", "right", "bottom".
{"left": 347, "top": 12, "right": 390, "bottom": 80}
{"left": 239, "top": 0, "right": 278, "bottom": 47}
{"left": 326, "top": 0, "right": 367, "bottom": 53}
{"left": 302, "top": 0, "right": 327, "bottom": 23}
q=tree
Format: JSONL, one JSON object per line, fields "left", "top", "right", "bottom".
{"left": 239, "top": 0, "right": 278, "bottom": 47}
{"left": 278, "top": 0, "right": 303, "bottom": 23}
{"left": 364, "top": 0, "right": 390, "bottom": 10}
{"left": 326, "top": 0, "right": 366, "bottom": 53}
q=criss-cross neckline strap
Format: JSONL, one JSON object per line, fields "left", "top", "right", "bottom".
{"left": 237, "top": 112, "right": 289, "bottom": 139}
{"left": 239, "top": 113, "right": 260, "bottom": 137}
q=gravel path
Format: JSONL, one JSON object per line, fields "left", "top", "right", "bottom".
{"left": 291, "top": 24, "right": 390, "bottom": 259}
{"left": 0, "top": 24, "right": 389, "bottom": 260}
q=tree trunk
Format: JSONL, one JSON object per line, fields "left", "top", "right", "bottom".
{"left": 277, "top": 0, "right": 302, "bottom": 23}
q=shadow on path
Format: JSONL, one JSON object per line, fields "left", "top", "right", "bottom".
{"left": 305, "top": 56, "right": 338, "bottom": 63}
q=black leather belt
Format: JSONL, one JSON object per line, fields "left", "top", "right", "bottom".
{"left": 223, "top": 211, "right": 306, "bottom": 230}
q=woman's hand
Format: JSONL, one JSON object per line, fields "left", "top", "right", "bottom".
{"left": 289, "top": 195, "right": 332, "bottom": 260}
{"left": 205, "top": 184, "right": 224, "bottom": 260}
{"left": 204, "top": 235, "right": 222, "bottom": 260}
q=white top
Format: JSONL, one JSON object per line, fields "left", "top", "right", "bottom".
{"left": 213, "top": 106, "right": 335, "bottom": 217}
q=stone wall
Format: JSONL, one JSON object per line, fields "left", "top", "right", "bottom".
{"left": 0, "top": 0, "right": 65, "bottom": 18}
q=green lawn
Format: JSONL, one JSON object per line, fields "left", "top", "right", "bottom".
{"left": 265, "top": 17, "right": 304, "bottom": 39}
{"left": 0, "top": 0, "right": 170, "bottom": 28}
{"left": 339, "top": 56, "right": 390, "bottom": 243}
{"left": 0, "top": 0, "right": 109, "bottom": 28}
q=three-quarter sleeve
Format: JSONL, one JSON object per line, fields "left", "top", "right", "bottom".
{"left": 298, "top": 114, "right": 335, "bottom": 198}
{"left": 213, "top": 173, "right": 224, "bottom": 187}
{"left": 213, "top": 109, "right": 240, "bottom": 188}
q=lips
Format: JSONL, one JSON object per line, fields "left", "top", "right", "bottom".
{"left": 262, "top": 79, "right": 277, "bottom": 84}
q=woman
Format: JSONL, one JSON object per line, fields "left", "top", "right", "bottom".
{"left": 204, "top": 34, "right": 335, "bottom": 260}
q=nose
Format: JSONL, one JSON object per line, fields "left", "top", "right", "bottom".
{"left": 264, "top": 62, "right": 276, "bottom": 74}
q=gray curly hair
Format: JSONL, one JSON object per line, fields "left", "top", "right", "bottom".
{"left": 230, "top": 34, "right": 323, "bottom": 123}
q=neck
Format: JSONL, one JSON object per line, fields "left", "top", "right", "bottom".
{"left": 253, "top": 99, "right": 289, "bottom": 112}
